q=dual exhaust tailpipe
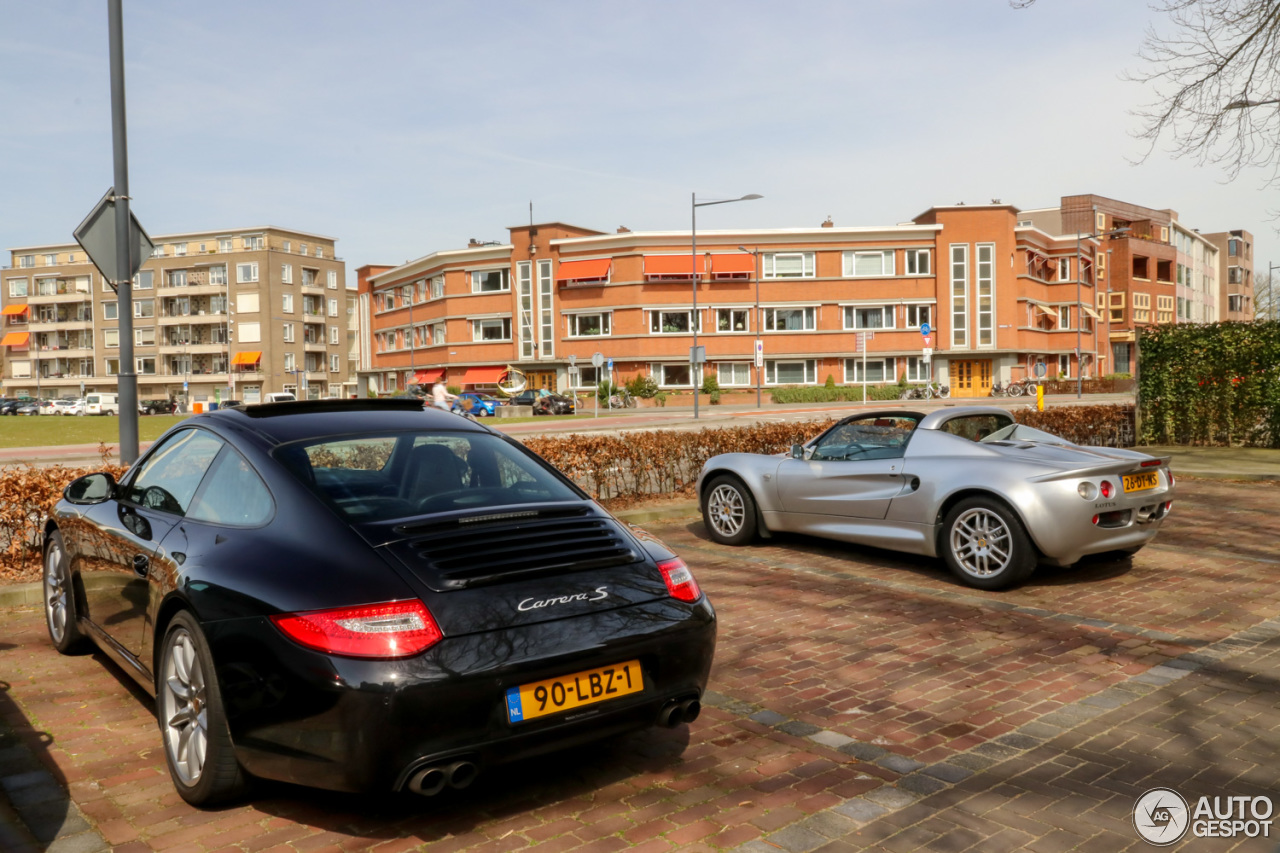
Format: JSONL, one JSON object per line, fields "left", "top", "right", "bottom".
{"left": 408, "top": 760, "right": 480, "bottom": 797}
{"left": 657, "top": 697, "right": 701, "bottom": 728}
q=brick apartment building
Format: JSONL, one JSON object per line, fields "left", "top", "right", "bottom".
{"left": 1203, "top": 228, "right": 1255, "bottom": 322}
{"left": 357, "top": 203, "right": 1136, "bottom": 399}
{"left": 2, "top": 226, "right": 353, "bottom": 405}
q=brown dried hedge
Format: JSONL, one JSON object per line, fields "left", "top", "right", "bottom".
{"left": 0, "top": 405, "right": 1134, "bottom": 584}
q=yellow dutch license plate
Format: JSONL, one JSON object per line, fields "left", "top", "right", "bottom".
{"left": 1123, "top": 471, "right": 1160, "bottom": 492}
{"left": 505, "top": 659, "right": 643, "bottom": 723}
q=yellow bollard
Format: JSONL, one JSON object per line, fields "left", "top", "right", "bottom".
{"left": 1036, "top": 384, "right": 1044, "bottom": 411}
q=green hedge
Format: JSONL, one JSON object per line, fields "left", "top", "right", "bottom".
{"left": 1138, "top": 320, "right": 1280, "bottom": 446}
{"left": 770, "top": 384, "right": 906, "bottom": 403}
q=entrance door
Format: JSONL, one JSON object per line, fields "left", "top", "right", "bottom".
{"left": 526, "top": 370, "right": 557, "bottom": 392}
{"left": 950, "top": 360, "right": 992, "bottom": 397}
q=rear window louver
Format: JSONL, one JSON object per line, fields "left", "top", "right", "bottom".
{"left": 391, "top": 506, "right": 639, "bottom": 590}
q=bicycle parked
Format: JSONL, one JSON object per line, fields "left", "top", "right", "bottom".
{"left": 607, "top": 388, "right": 637, "bottom": 408}
{"left": 899, "top": 381, "right": 950, "bottom": 400}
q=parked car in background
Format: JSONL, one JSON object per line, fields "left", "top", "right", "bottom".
{"left": 0, "top": 397, "right": 29, "bottom": 416}
{"left": 85, "top": 393, "right": 119, "bottom": 416}
{"left": 451, "top": 392, "right": 502, "bottom": 417}
{"left": 508, "top": 388, "right": 576, "bottom": 415}
{"left": 698, "top": 406, "right": 1176, "bottom": 590}
{"left": 15, "top": 400, "right": 41, "bottom": 416}
{"left": 264, "top": 392, "right": 296, "bottom": 403}
{"left": 59, "top": 399, "right": 87, "bottom": 416}
{"left": 42, "top": 399, "right": 715, "bottom": 806}
{"left": 140, "top": 399, "right": 174, "bottom": 415}
{"left": 38, "top": 399, "right": 63, "bottom": 415}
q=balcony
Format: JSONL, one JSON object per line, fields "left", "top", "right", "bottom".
{"left": 28, "top": 318, "right": 93, "bottom": 332}
{"left": 27, "top": 291, "right": 92, "bottom": 305}
{"left": 159, "top": 311, "right": 229, "bottom": 326}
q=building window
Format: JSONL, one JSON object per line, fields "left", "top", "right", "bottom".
{"left": 103, "top": 301, "right": 118, "bottom": 320}
{"left": 432, "top": 323, "right": 446, "bottom": 345}
{"left": 650, "top": 310, "right": 701, "bottom": 334}
{"left": 315, "top": 246, "right": 324, "bottom": 258}
{"left": 950, "top": 244, "right": 968, "bottom": 348}
{"left": 1133, "top": 292, "right": 1151, "bottom": 323}
{"left": 103, "top": 358, "right": 119, "bottom": 376}
{"left": 134, "top": 270, "right": 153, "bottom": 290}
{"left": 906, "top": 304, "right": 931, "bottom": 330}
{"left": 302, "top": 268, "right": 318, "bottom": 287}
{"left": 243, "top": 235, "right": 264, "bottom": 250}
{"left": 765, "top": 359, "right": 817, "bottom": 385}
{"left": 135, "top": 327, "right": 155, "bottom": 347}
{"left": 328, "top": 270, "right": 338, "bottom": 289}
{"left": 571, "top": 365, "right": 602, "bottom": 388}
{"left": 976, "top": 243, "right": 994, "bottom": 346}
{"left": 283, "top": 293, "right": 293, "bottom": 313}
{"left": 18, "top": 255, "right": 34, "bottom": 268}
{"left": 173, "top": 243, "right": 187, "bottom": 257}
{"left": 134, "top": 299, "right": 155, "bottom": 318}
{"left": 716, "top": 308, "right": 749, "bottom": 332}
{"left": 762, "top": 252, "right": 815, "bottom": 279}
{"left": 330, "top": 354, "right": 340, "bottom": 372}
{"left": 237, "top": 263, "right": 259, "bottom": 283}
{"left": 104, "top": 329, "right": 119, "bottom": 348}
{"left": 219, "top": 238, "right": 233, "bottom": 252}
{"left": 843, "top": 305, "right": 894, "bottom": 330}
{"left": 7, "top": 278, "right": 28, "bottom": 297}
{"left": 282, "top": 264, "right": 293, "bottom": 284}
{"left": 1058, "top": 306, "right": 1072, "bottom": 329}
{"left": 569, "top": 313, "right": 611, "bottom": 337}
{"left": 471, "top": 269, "right": 510, "bottom": 293}
{"left": 654, "top": 363, "right": 698, "bottom": 388}
{"left": 538, "top": 259, "right": 554, "bottom": 357}
{"left": 844, "top": 358, "right": 893, "bottom": 383}
{"left": 328, "top": 298, "right": 338, "bottom": 317}
{"left": 1157, "top": 295, "right": 1175, "bottom": 324}
{"left": 209, "top": 265, "right": 227, "bottom": 286}
{"left": 283, "top": 323, "right": 294, "bottom": 343}
{"left": 904, "top": 356, "right": 929, "bottom": 382}
{"left": 284, "top": 352, "right": 296, "bottom": 372}
{"left": 329, "top": 325, "right": 339, "bottom": 345}
{"left": 472, "top": 318, "right": 512, "bottom": 341}
{"left": 516, "top": 262, "right": 534, "bottom": 359}
{"left": 904, "top": 249, "right": 931, "bottom": 276}
{"left": 844, "top": 250, "right": 894, "bottom": 277}
{"left": 1229, "top": 294, "right": 1245, "bottom": 312}
{"left": 238, "top": 321, "right": 262, "bottom": 343}
{"left": 1059, "top": 354, "right": 1070, "bottom": 378}
{"left": 762, "top": 307, "right": 815, "bottom": 331}
{"left": 43, "top": 253, "right": 56, "bottom": 266}
{"left": 717, "top": 362, "right": 751, "bottom": 386}
{"left": 136, "top": 357, "right": 156, "bottom": 375}
{"left": 430, "top": 276, "right": 445, "bottom": 299}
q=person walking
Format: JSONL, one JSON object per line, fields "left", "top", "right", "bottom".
{"left": 430, "top": 380, "right": 457, "bottom": 412}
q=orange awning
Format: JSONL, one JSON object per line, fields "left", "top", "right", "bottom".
{"left": 414, "top": 368, "right": 445, "bottom": 384}
{"left": 557, "top": 258, "right": 611, "bottom": 282}
{"left": 1, "top": 304, "right": 29, "bottom": 315}
{"left": 1, "top": 332, "right": 30, "bottom": 347}
{"left": 461, "top": 366, "right": 506, "bottom": 385}
{"left": 231, "top": 351, "right": 262, "bottom": 365}
{"left": 710, "top": 254, "right": 755, "bottom": 274}
{"left": 644, "top": 255, "right": 703, "bottom": 277}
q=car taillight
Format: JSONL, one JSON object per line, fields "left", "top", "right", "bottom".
{"left": 271, "top": 600, "right": 442, "bottom": 659}
{"left": 1100, "top": 480, "right": 1113, "bottom": 498}
{"left": 1168, "top": 470, "right": 1175, "bottom": 488}
{"left": 657, "top": 557, "right": 701, "bottom": 603}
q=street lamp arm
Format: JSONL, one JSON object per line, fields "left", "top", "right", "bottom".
{"left": 695, "top": 194, "right": 763, "bottom": 209}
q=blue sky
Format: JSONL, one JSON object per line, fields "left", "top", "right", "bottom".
{"left": 1, "top": 1, "right": 1273, "bottom": 281}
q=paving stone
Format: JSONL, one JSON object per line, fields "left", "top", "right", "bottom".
{"left": 1080, "top": 691, "right": 1131, "bottom": 710}
{"left": 748, "top": 709, "right": 787, "bottom": 726}
{"left": 949, "top": 752, "right": 998, "bottom": 772}
{"left": 838, "top": 742, "right": 887, "bottom": 762}
{"left": 808, "top": 731, "right": 854, "bottom": 750}
{"left": 876, "top": 754, "right": 925, "bottom": 774}
{"left": 44, "top": 832, "right": 110, "bottom": 853}
{"left": 777, "top": 721, "right": 821, "bottom": 738}
{"left": 830, "top": 798, "right": 889, "bottom": 823}
{"left": 765, "top": 824, "right": 827, "bottom": 852}
{"left": 995, "top": 733, "right": 1043, "bottom": 750}
{"left": 863, "top": 787, "right": 919, "bottom": 810}
{"left": 795, "top": 810, "right": 859, "bottom": 838}
{"left": 922, "top": 763, "right": 973, "bottom": 784}
{"left": 896, "top": 773, "right": 946, "bottom": 796}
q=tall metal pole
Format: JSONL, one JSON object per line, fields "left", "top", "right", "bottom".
{"left": 108, "top": 0, "right": 139, "bottom": 463}
{"left": 1076, "top": 232, "right": 1083, "bottom": 399}
{"left": 691, "top": 193, "right": 699, "bottom": 420}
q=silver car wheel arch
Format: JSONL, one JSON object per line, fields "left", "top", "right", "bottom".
{"left": 161, "top": 628, "right": 209, "bottom": 786}
{"left": 707, "top": 484, "right": 746, "bottom": 538}
{"left": 949, "top": 507, "right": 1014, "bottom": 578}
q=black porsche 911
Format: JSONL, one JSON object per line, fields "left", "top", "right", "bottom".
{"left": 43, "top": 399, "right": 715, "bottom": 806}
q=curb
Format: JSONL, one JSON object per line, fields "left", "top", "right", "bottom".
{"left": 0, "top": 585, "right": 41, "bottom": 608}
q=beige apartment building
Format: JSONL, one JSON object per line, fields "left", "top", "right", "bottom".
{"left": 2, "top": 226, "right": 351, "bottom": 405}
{"left": 1203, "top": 229, "right": 1255, "bottom": 322}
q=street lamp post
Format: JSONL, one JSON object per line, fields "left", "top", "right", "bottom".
{"left": 692, "top": 193, "right": 761, "bottom": 419}
{"left": 738, "top": 246, "right": 762, "bottom": 408}
{"left": 1076, "top": 225, "right": 1131, "bottom": 398}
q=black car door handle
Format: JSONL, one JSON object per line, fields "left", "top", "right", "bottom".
{"left": 132, "top": 554, "right": 150, "bottom": 578}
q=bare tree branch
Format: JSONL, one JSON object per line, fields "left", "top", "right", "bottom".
{"left": 1256, "top": 270, "right": 1278, "bottom": 319}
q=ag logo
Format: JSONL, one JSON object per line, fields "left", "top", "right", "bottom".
{"left": 1133, "top": 788, "right": 1189, "bottom": 845}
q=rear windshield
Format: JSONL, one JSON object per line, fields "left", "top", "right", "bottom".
{"left": 275, "top": 431, "right": 581, "bottom": 523}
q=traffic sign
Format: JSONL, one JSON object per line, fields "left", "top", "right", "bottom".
{"left": 606, "top": 357, "right": 613, "bottom": 372}
{"left": 920, "top": 322, "right": 931, "bottom": 336}
{"left": 755, "top": 339, "right": 764, "bottom": 368}
{"left": 568, "top": 354, "right": 577, "bottom": 366}
{"left": 73, "top": 188, "right": 154, "bottom": 287}
{"left": 922, "top": 349, "right": 932, "bottom": 363}
{"left": 690, "top": 345, "right": 706, "bottom": 364}
{"left": 1034, "top": 362, "right": 1047, "bottom": 378}
{"left": 923, "top": 334, "right": 932, "bottom": 347}
{"left": 591, "top": 352, "right": 604, "bottom": 368}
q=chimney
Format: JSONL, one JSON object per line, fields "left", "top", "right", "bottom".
{"left": 617, "top": 226, "right": 631, "bottom": 233}
{"left": 821, "top": 217, "right": 834, "bottom": 228}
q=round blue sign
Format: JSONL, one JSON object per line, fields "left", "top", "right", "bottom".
{"left": 920, "top": 323, "right": 931, "bottom": 336}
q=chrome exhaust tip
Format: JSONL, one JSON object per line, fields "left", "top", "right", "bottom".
{"left": 408, "top": 765, "right": 448, "bottom": 797}
{"left": 446, "top": 760, "right": 479, "bottom": 790}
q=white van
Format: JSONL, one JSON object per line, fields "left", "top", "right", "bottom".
{"left": 264, "top": 392, "right": 296, "bottom": 403}
{"left": 84, "top": 393, "right": 119, "bottom": 416}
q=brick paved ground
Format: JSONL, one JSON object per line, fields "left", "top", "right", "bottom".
{"left": 0, "top": 478, "right": 1277, "bottom": 851}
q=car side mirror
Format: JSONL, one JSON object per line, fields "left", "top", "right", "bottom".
{"left": 790, "top": 444, "right": 805, "bottom": 459}
{"left": 65, "top": 472, "right": 116, "bottom": 505}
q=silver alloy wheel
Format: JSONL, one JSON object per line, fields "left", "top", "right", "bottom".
{"left": 44, "top": 540, "right": 69, "bottom": 643}
{"left": 707, "top": 484, "right": 746, "bottom": 538}
{"left": 949, "top": 507, "right": 1013, "bottom": 578}
{"left": 161, "top": 628, "right": 208, "bottom": 786}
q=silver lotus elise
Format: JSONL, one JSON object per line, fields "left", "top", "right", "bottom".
{"left": 696, "top": 407, "right": 1174, "bottom": 590}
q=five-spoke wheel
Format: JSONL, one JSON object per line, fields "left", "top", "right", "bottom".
{"left": 941, "top": 497, "right": 1036, "bottom": 589}
{"left": 702, "top": 475, "right": 758, "bottom": 546}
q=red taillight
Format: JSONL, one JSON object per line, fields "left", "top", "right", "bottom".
{"left": 1100, "top": 480, "right": 1113, "bottom": 498}
{"left": 1165, "top": 501, "right": 1173, "bottom": 513}
{"left": 657, "top": 557, "right": 701, "bottom": 603}
{"left": 1169, "top": 471, "right": 1175, "bottom": 488}
{"left": 271, "top": 600, "right": 442, "bottom": 659}
{"left": 1141, "top": 459, "right": 1161, "bottom": 468}
{"left": 1092, "top": 514, "right": 1099, "bottom": 525}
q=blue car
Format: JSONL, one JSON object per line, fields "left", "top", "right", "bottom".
{"left": 452, "top": 392, "right": 501, "bottom": 417}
